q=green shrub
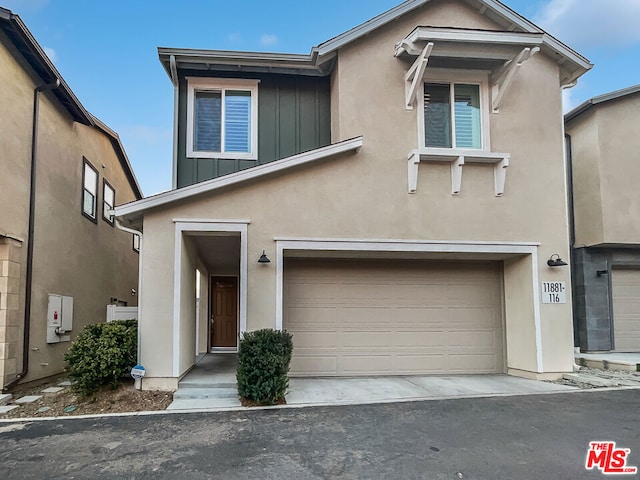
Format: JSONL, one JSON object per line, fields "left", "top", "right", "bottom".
{"left": 64, "top": 319, "right": 137, "bottom": 396}
{"left": 236, "top": 329, "right": 293, "bottom": 405}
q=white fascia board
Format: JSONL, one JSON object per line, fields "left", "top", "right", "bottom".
{"left": 407, "top": 27, "right": 544, "bottom": 46}
{"left": 274, "top": 237, "right": 540, "bottom": 250}
{"left": 317, "top": 0, "right": 431, "bottom": 56}
{"left": 115, "top": 137, "right": 363, "bottom": 219}
{"left": 316, "top": 0, "right": 544, "bottom": 57}
{"left": 404, "top": 27, "right": 590, "bottom": 72}
{"left": 479, "top": 0, "right": 542, "bottom": 33}
{"left": 159, "top": 48, "right": 320, "bottom": 74}
{"left": 540, "top": 33, "right": 592, "bottom": 71}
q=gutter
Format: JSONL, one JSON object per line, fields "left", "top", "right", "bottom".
{"left": 170, "top": 55, "right": 179, "bottom": 190}
{"left": 4, "top": 78, "right": 60, "bottom": 391}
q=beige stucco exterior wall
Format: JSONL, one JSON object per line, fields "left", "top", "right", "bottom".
{"left": 137, "top": 0, "right": 575, "bottom": 384}
{"left": 566, "top": 110, "right": 604, "bottom": 247}
{"left": 567, "top": 93, "right": 640, "bottom": 247}
{"left": 0, "top": 33, "right": 140, "bottom": 385}
{"left": 592, "top": 95, "right": 640, "bottom": 245}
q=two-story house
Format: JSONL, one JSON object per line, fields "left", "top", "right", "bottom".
{"left": 566, "top": 84, "right": 640, "bottom": 353}
{"left": 115, "top": 0, "right": 591, "bottom": 391}
{"left": 0, "top": 8, "right": 142, "bottom": 389}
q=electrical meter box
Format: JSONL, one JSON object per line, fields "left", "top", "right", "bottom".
{"left": 47, "top": 294, "right": 73, "bottom": 343}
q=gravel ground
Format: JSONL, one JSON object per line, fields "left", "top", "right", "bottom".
{"left": 549, "top": 367, "right": 640, "bottom": 389}
{"left": 1, "top": 377, "right": 172, "bottom": 419}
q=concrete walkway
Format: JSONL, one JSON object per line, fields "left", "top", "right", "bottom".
{"left": 168, "top": 355, "right": 575, "bottom": 411}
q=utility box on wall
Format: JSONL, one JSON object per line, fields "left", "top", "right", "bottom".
{"left": 47, "top": 294, "right": 73, "bottom": 344}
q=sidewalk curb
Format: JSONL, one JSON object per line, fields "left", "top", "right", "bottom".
{"left": 1, "top": 384, "right": 639, "bottom": 424}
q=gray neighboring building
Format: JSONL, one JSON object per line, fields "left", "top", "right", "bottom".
{"left": 566, "top": 84, "right": 640, "bottom": 352}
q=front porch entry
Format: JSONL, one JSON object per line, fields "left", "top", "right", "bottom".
{"left": 172, "top": 220, "right": 248, "bottom": 379}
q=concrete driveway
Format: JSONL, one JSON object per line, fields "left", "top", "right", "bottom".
{"left": 286, "top": 374, "right": 575, "bottom": 406}
{"left": 169, "top": 369, "right": 574, "bottom": 410}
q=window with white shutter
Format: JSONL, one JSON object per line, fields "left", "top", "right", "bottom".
{"left": 424, "top": 83, "right": 482, "bottom": 150}
{"left": 187, "top": 78, "right": 258, "bottom": 159}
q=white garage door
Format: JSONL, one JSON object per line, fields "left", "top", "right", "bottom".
{"left": 612, "top": 268, "right": 640, "bottom": 352}
{"left": 284, "top": 259, "right": 504, "bottom": 376}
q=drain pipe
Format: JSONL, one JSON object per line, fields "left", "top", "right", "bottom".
{"left": 170, "top": 55, "right": 179, "bottom": 190}
{"left": 115, "top": 219, "right": 144, "bottom": 389}
{"left": 561, "top": 80, "right": 582, "bottom": 372}
{"left": 4, "top": 79, "right": 60, "bottom": 392}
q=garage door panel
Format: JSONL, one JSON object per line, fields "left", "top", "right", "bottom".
{"left": 445, "top": 284, "right": 496, "bottom": 304}
{"left": 448, "top": 307, "right": 496, "bottom": 323}
{"left": 394, "top": 331, "right": 448, "bottom": 347}
{"left": 290, "top": 331, "right": 338, "bottom": 348}
{"left": 341, "top": 355, "right": 396, "bottom": 375}
{"left": 285, "top": 259, "right": 504, "bottom": 376}
{"left": 291, "top": 356, "right": 338, "bottom": 375}
{"left": 613, "top": 269, "right": 640, "bottom": 352}
{"left": 448, "top": 354, "right": 498, "bottom": 372}
{"left": 287, "top": 283, "right": 340, "bottom": 302}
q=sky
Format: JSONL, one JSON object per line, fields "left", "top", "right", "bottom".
{"left": 3, "top": 0, "right": 640, "bottom": 196}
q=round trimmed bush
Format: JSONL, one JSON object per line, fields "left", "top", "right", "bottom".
{"left": 64, "top": 319, "right": 137, "bottom": 396}
{"left": 236, "top": 329, "right": 293, "bottom": 405}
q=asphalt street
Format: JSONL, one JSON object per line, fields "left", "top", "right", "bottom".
{"left": 0, "top": 389, "right": 638, "bottom": 479}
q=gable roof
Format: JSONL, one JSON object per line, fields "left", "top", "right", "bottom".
{"left": 565, "top": 84, "right": 640, "bottom": 123}
{"left": 91, "top": 116, "right": 144, "bottom": 200}
{"left": 0, "top": 7, "right": 143, "bottom": 200}
{"left": 115, "top": 137, "right": 363, "bottom": 226}
{"left": 159, "top": 0, "right": 591, "bottom": 83}
{"left": 0, "top": 7, "right": 91, "bottom": 125}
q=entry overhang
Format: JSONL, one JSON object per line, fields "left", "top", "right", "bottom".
{"left": 395, "top": 26, "right": 590, "bottom": 99}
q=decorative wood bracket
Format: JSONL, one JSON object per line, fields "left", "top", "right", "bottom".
{"left": 408, "top": 149, "right": 510, "bottom": 197}
{"left": 405, "top": 42, "right": 434, "bottom": 110}
{"left": 491, "top": 46, "right": 540, "bottom": 112}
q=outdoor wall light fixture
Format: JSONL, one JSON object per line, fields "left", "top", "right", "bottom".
{"left": 596, "top": 270, "right": 609, "bottom": 277}
{"left": 258, "top": 250, "right": 271, "bottom": 264}
{"left": 547, "top": 254, "right": 568, "bottom": 267}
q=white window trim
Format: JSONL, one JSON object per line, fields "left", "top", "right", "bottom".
{"left": 82, "top": 158, "right": 98, "bottom": 221}
{"left": 102, "top": 180, "right": 115, "bottom": 225}
{"left": 186, "top": 77, "right": 259, "bottom": 160}
{"left": 418, "top": 69, "right": 491, "bottom": 153}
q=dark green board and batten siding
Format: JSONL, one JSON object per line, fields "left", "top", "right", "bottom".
{"left": 177, "top": 72, "right": 331, "bottom": 188}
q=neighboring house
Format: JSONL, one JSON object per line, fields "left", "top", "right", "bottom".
{"left": 115, "top": 0, "right": 591, "bottom": 391}
{"left": 0, "top": 8, "right": 142, "bottom": 389}
{"left": 566, "top": 84, "right": 640, "bottom": 353}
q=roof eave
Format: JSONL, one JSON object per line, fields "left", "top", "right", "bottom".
{"left": 158, "top": 47, "right": 326, "bottom": 78}
{"left": 0, "top": 8, "right": 92, "bottom": 125}
{"left": 115, "top": 136, "right": 364, "bottom": 219}
{"left": 565, "top": 83, "right": 640, "bottom": 123}
{"left": 90, "top": 115, "right": 144, "bottom": 200}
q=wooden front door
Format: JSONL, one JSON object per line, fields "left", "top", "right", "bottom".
{"left": 211, "top": 277, "right": 238, "bottom": 348}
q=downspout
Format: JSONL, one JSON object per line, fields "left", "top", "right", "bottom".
{"left": 115, "top": 219, "right": 144, "bottom": 389}
{"left": 170, "top": 55, "right": 179, "bottom": 190}
{"left": 4, "top": 79, "right": 60, "bottom": 392}
{"left": 561, "top": 80, "right": 581, "bottom": 371}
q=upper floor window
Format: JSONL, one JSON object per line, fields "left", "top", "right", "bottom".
{"left": 82, "top": 158, "right": 98, "bottom": 222}
{"left": 418, "top": 72, "right": 489, "bottom": 152}
{"left": 133, "top": 233, "right": 140, "bottom": 253}
{"left": 186, "top": 77, "right": 259, "bottom": 160}
{"left": 424, "top": 83, "right": 481, "bottom": 149}
{"left": 103, "top": 180, "right": 115, "bottom": 225}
